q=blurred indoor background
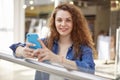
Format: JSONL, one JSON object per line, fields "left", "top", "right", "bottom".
{"left": 0, "top": 0, "right": 120, "bottom": 80}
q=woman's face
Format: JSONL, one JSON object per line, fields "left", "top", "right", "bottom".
{"left": 55, "top": 10, "right": 73, "bottom": 37}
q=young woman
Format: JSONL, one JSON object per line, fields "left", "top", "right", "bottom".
{"left": 10, "top": 3, "right": 95, "bottom": 80}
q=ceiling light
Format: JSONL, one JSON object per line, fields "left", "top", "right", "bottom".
{"left": 115, "top": 0, "right": 119, "bottom": 4}
{"left": 23, "top": 5, "right": 27, "bottom": 9}
{"left": 30, "top": 6, "right": 34, "bottom": 10}
{"left": 29, "top": 0, "right": 34, "bottom": 5}
{"left": 69, "top": 1, "right": 74, "bottom": 4}
{"left": 111, "top": 0, "right": 120, "bottom": 11}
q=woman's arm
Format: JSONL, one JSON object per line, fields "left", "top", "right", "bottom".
{"left": 56, "top": 46, "right": 95, "bottom": 73}
{"left": 59, "top": 57, "right": 78, "bottom": 70}
{"left": 34, "top": 39, "right": 95, "bottom": 73}
{"left": 75, "top": 46, "right": 95, "bottom": 73}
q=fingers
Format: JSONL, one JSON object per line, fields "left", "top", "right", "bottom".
{"left": 38, "top": 53, "right": 48, "bottom": 62}
{"left": 23, "top": 39, "right": 47, "bottom": 58}
{"left": 33, "top": 49, "right": 41, "bottom": 57}
{"left": 23, "top": 52, "right": 34, "bottom": 58}
{"left": 22, "top": 43, "right": 35, "bottom": 58}
{"left": 34, "top": 48, "right": 49, "bottom": 62}
{"left": 38, "top": 56, "right": 48, "bottom": 62}
{"left": 38, "top": 39, "right": 46, "bottom": 49}
{"left": 26, "top": 42, "right": 35, "bottom": 48}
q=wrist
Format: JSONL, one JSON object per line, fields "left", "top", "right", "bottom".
{"left": 51, "top": 55, "right": 63, "bottom": 63}
{"left": 61, "top": 56, "right": 64, "bottom": 64}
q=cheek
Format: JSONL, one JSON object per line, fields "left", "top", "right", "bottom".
{"left": 55, "top": 21, "right": 60, "bottom": 26}
{"left": 55, "top": 22, "right": 60, "bottom": 29}
{"left": 55, "top": 21, "right": 58, "bottom": 27}
{"left": 69, "top": 24, "right": 73, "bottom": 30}
{"left": 55, "top": 24, "right": 59, "bottom": 32}
{"left": 69, "top": 27, "right": 73, "bottom": 33}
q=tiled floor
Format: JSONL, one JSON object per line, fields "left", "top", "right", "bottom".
{"left": 0, "top": 59, "right": 117, "bottom": 80}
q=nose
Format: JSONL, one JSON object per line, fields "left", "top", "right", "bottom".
{"left": 61, "top": 21, "right": 66, "bottom": 27}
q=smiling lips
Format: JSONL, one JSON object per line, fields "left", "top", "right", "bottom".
{"left": 59, "top": 27, "right": 68, "bottom": 32}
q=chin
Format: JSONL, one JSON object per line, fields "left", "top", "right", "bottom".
{"left": 60, "top": 34, "right": 69, "bottom": 37}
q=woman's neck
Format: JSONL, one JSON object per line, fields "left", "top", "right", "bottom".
{"left": 58, "top": 35, "right": 72, "bottom": 45}
{"left": 58, "top": 35, "right": 73, "bottom": 56}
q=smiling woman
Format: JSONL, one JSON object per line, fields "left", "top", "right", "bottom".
{"left": 10, "top": 3, "right": 95, "bottom": 80}
{"left": 0, "top": 0, "right": 119, "bottom": 80}
{"left": 55, "top": 10, "right": 73, "bottom": 37}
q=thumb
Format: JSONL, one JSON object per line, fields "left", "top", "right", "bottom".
{"left": 38, "top": 39, "right": 46, "bottom": 49}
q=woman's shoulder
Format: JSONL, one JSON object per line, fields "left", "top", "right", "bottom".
{"left": 80, "top": 45, "right": 92, "bottom": 52}
{"left": 80, "top": 45, "right": 91, "bottom": 48}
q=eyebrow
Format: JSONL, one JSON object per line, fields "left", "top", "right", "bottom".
{"left": 56, "top": 16, "right": 72, "bottom": 19}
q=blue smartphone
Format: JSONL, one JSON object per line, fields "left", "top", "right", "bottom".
{"left": 26, "top": 33, "right": 42, "bottom": 49}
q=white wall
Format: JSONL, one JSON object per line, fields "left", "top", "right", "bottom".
{"left": 0, "top": 0, "right": 25, "bottom": 53}
{"left": 13, "top": 0, "right": 25, "bottom": 42}
{"left": 0, "top": 0, "right": 14, "bottom": 52}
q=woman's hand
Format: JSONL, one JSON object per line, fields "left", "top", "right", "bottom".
{"left": 33, "top": 39, "right": 78, "bottom": 70}
{"left": 15, "top": 42, "right": 35, "bottom": 58}
{"left": 33, "top": 39, "right": 61, "bottom": 62}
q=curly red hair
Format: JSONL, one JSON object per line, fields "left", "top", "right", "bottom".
{"left": 46, "top": 3, "right": 95, "bottom": 58}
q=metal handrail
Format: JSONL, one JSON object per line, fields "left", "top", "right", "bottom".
{"left": 0, "top": 52, "right": 110, "bottom": 80}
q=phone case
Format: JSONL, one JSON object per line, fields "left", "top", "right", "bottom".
{"left": 26, "top": 33, "right": 42, "bottom": 49}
